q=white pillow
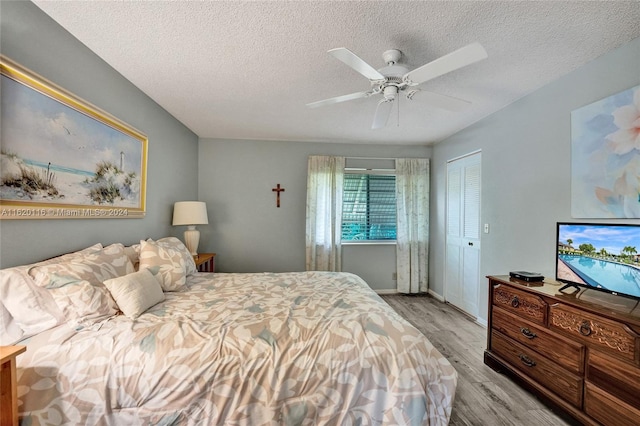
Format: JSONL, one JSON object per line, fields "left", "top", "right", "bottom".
{"left": 0, "top": 268, "right": 62, "bottom": 336}
{"left": 0, "top": 243, "right": 103, "bottom": 337}
{"left": 0, "top": 302, "right": 24, "bottom": 345}
{"left": 104, "top": 269, "right": 165, "bottom": 319}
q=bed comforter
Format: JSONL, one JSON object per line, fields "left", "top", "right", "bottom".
{"left": 17, "top": 271, "right": 457, "bottom": 425}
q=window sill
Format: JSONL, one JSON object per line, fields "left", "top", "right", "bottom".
{"left": 341, "top": 240, "right": 397, "bottom": 246}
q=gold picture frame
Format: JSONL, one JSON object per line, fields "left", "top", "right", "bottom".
{"left": 0, "top": 56, "right": 148, "bottom": 219}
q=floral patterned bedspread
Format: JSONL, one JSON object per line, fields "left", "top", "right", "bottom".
{"left": 17, "top": 272, "right": 457, "bottom": 425}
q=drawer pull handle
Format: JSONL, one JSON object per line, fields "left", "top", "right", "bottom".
{"left": 579, "top": 321, "right": 592, "bottom": 336}
{"left": 519, "top": 354, "right": 536, "bottom": 367}
{"left": 520, "top": 327, "right": 537, "bottom": 339}
{"left": 511, "top": 296, "right": 520, "bottom": 308}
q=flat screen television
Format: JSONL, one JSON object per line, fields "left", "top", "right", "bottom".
{"left": 556, "top": 222, "right": 640, "bottom": 300}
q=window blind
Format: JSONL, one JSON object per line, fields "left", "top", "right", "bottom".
{"left": 341, "top": 173, "right": 397, "bottom": 241}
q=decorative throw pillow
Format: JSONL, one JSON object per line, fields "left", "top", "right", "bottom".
{"left": 138, "top": 237, "right": 195, "bottom": 291}
{"left": 104, "top": 268, "right": 165, "bottom": 319}
{"left": 28, "top": 244, "right": 134, "bottom": 327}
{"left": 156, "top": 237, "right": 197, "bottom": 276}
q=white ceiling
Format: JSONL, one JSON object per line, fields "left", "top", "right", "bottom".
{"left": 33, "top": 1, "right": 640, "bottom": 146}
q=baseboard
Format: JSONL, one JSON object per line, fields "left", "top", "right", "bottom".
{"left": 386, "top": 288, "right": 488, "bottom": 327}
{"left": 427, "top": 289, "right": 445, "bottom": 302}
{"left": 377, "top": 289, "right": 447, "bottom": 300}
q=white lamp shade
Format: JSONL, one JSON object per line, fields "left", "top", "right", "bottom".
{"left": 172, "top": 201, "right": 208, "bottom": 226}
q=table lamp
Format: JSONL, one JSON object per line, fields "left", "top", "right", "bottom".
{"left": 172, "top": 201, "right": 209, "bottom": 255}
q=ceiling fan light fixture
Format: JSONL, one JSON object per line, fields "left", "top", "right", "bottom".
{"left": 383, "top": 85, "right": 398, "bottom": 100}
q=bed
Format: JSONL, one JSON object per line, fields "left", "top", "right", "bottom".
{"left": 1, "top": 238, "right": 457, "bottom": 425}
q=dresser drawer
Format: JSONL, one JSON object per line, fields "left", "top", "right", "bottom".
{"left": 549, "top": 303, "right": 639, "bottom": 365}
{"left": 584, "top": 382, "right": 640, "bottom": 426}
{"left": 587, "top": 350, "right": 640, "bottom": 409}
{"left": 492, "top": 307, "right": 584, "bottom": 374}
{"left": 491, "top": 330, "right": 583, "bottom": 407}
{"left": 492, "top": 284, "right": 548, "bottom": 326}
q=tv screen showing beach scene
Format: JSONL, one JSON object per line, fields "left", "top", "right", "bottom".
{"left": 556, "top": 223, "right": 640, "bottom": 299}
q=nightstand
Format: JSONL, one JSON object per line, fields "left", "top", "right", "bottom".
{"left": 194, "top": 253, "right": 216, "bottom": 272}
{"left": 1, "top": 345, "right": 26, "bottom": 426}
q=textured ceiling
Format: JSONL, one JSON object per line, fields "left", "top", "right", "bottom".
{"left": 33, "top": 1, "right": 640, "bottom": 145}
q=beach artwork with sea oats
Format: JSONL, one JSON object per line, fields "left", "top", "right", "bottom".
{"left": 0, "top": 58, "right": 147, "bottom": 218}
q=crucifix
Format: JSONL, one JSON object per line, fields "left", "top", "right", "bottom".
{"left": 272, "top": 184, "right": 285, "bottom": 208}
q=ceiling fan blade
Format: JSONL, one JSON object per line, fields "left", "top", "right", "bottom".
{"left": 407, "top": 89, "right": 471, "bottom": 112}
{"left": 306, "top": 91, "right": 371, "bottom": 108}
{"left": 403, "top": 42, "right": 488, "bottom": 85}
{"left": 328, "top": 47, "right": 385, "bottom": 81}
{"left": 372, "top": 98, "right": 394, "bottom": 130}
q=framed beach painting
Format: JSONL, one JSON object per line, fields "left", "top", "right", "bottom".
{"left": 571, "top": 84, "right": 640, "bottom": 218}
{"left": 0, "top": 56, "right": 147, "bottom": 219}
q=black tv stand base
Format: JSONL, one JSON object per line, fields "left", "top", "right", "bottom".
{"left": 558, "top": 283, "right": 582, "bottom": 293}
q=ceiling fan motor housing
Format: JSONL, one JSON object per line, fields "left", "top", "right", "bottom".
{"left": 376, "top": 50, "right": 410, "bottom": 94}
{"left": 377, "top": 64, "right": 409, "bottom": 79}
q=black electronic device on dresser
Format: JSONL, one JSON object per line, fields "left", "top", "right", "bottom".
{"left": 509, "top": 271, "right": 544, "bottom": 282}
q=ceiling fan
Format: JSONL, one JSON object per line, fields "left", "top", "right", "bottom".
{"left": 306, "top": 42, "right": 488, "bottom": 129}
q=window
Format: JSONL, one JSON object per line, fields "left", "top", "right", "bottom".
{"left": 341, "top": 173, "right": 396, "bottom": 241}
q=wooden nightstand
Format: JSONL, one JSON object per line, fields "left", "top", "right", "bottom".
{"left": 1, "top": 345, "right": 26, "bottom": 426}
{"left": 194, "top": 253, "right": 216, "bottom": 272}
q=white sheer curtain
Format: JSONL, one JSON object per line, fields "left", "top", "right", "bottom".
{"left": 396, "top": 158, "right": 430, "bottom": 293}
{"left": 305, "top": 155, "right": 345, "bottom": 271}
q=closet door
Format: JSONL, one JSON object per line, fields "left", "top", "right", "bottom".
{"left": 445, "top": 151, "right": 481, "bottom": 317}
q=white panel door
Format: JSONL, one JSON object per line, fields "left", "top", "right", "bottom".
{"left": 445, "top": 152, "right": 481, "bottom": 317}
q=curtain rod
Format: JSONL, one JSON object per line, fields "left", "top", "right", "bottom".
{"left": 345, "top": 156, "right": 429, "bottom": 160}
{"left": 344, "top": 156, "right": 397, "bottom": 160}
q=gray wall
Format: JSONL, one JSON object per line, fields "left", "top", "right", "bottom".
{"left": 0, "top": 1, "right": 199, "bottom": 267}
{"left": 198, "top": 139, "right": 429, "bottom": 290}
{"left": 430, "top": 37, "right": 640, "bottom": 324}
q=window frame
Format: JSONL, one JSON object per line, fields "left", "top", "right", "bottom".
{"left": 341, "top": 168, "right": 397, "bottom": 245}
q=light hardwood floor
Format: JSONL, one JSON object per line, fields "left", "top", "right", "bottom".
{"left": 380, "top": 294, "right": 573, "bottom": 426}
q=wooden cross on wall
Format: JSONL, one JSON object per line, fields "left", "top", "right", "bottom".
{"left": 272, "top": 184, "right": 285, "bottom": 208}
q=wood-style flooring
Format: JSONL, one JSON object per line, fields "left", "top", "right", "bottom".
{"left": 380, "top": 294, "right": 572, "bottom": 426}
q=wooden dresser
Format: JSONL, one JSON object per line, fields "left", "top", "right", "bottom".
{"left": 485, "top": 275, "right": 640, "bottom": 426}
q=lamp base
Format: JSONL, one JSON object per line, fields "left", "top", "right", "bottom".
{"left": 184, "top": 226, "right": 200, "bottom": 256}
